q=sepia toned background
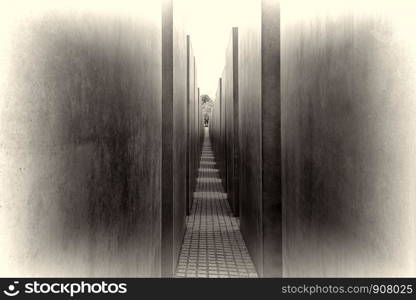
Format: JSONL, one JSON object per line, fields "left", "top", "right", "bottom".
{"left": 0, "top": 0, "right": 415, "bottom": 277}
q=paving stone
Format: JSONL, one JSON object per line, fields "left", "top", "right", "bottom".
{"left": 175, "top": 135, "right": 258, "bottom": 278}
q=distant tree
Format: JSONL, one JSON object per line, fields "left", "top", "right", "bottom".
{"left": 201, "top": 94, "right": 212, "bottom": 105}
{"left": 201, "top": 94, "right": 213, "bottom": 123}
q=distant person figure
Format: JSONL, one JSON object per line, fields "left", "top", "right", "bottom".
{"left": 204, "top": 116, "right": 209, "bottom": 127}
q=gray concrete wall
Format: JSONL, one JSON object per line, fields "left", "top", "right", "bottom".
{"left": 211, "top": 80, "right": 219, "bottom": 155}
{"left": 161, "top": 0, "right": 187, "bottom": 277}
{"left": 197, "top": 87, "right": 202, "bottom": 156}
{"left": 199, "top": 87, "right": 204, "bottom": 150}
{"left": 223, "top": 28, "right": 239, "bottom": 216}
{"left": 192, "top": 58, "right": 199, "bottom": 197}
{"left": 220, "top": 69, "right": 227, "bottom": 191}
{"left": 0, "top": 2, "right": 162, "bottom": 276}
{"left": 239, "top": 2, "right": 262, "bottom": 274}
{"left": 211, "top": 78, "right": 222, "bottom": 170}
{"left": 186, "top": 37, "right": 196, "bottom": 214}
{"left": 281, "top": 2, "right": 416, "bottom": 277}
{"left": 239, "top": 0, "right": 281, "bottom": 277}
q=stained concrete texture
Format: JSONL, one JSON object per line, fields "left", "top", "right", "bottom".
{"left": 192, "top": 58, "right": 200, "bottom": 201}
{"left": 238, "top": 0, "right": 281, "bottom": 277}
{"left": 0, "top": 2, "right": 163, "bottom": 276}
{"left": 281, "top": 2, "right": 416, "bottom": 277}
{"left": 161, "top": 0, "right": 187, "bottom": 277}
{"left": 198, "top": 87, "right": 203, "bottom": 156}
{"left": 223, "top": 28, "right": 239, "bottom": 216}
{"left": 199, "top": 88, "right": 205, "bottom": 153}
{"left": 219, "top": 71, "right": 227, "bottom": 192}
{"left": 211, "top": 78, "right": 223, "bottom": 182}
{"left": 212, "top": 77, "right": 227, "bottom": 194}
{"left": 186, "top": 36, "right": 196, "bottom": 215}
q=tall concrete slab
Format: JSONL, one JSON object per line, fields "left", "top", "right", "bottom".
{"left": 239, "top": 0, "right": 281, "bottom": 277}
{"left": 223, "top": 28, "right": 239, "bottom": 216}
{"left": 0, "top": 1, "right": 163, "bottom": 276}
{"left": 199, "top": 88, "right": 204, "bottom": 150}
{"left": 199, "top": 87, "right": 204, "bottom": 150}
{"left": 186, "top": 36, "right": 196, "bottom": 215}
{"left": 197, "top": 87, "right": 202, "bottom": 155}
{"left": 192, "top": 58, "right": 199, "bottom": 196}
{"left": 161, "top": 0, "right": 187, "bottom": 277}
{"left": 211, "top": 82, "right": 218, "bottom": 153}
{"left": 220, "top": 70, "right": 227, "bottom": 190}
{"left": 281, "top": 1, "right": 416, "bottom": 277}
{"left": 211, "top": 78, "right": 223, "bottom": 169}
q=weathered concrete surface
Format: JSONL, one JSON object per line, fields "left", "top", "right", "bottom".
{"left": 161, "top": 0, "right": 187, "bottom": 277}
{"left": 192, "top": 58, "right": 199, "bottom": 199}
{"left": 186, "top": 36, "right": 196, "bottom": 215}
{"left": 197, "top": 87, "right": 203, "bottom": 157}
{"left": 239, "top": 0, "right": 281, "bottom": 277}
{"left": 0, "top": 2, "right": 162, "bottom": 276}
{"left": 210, "top": 82, "right": 217, "bottom": 153}
{"left": 199, "top": 87, "right": 204, "bottom": 153}
{"left": 214, "top": 70, "right": 227, "bottom": 191}
{"left": 220, "top": 69, "right": 227, "bottom": 191}
{"left": 223, "top": 28, "right": 239, "bottom": 216}
{"left": 282, "top": 2, "right": 416, "bottom": 277}
{"left": 211, "top": 78, "right": 222, "bottom": 173}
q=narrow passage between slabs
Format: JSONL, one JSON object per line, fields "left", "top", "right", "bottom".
{"left": 175, "top": 128, "right": 258, "bottom": 278}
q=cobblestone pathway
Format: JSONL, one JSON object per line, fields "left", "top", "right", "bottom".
{"left": 175, "top": 129, "right": 258, "bottom": 278}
